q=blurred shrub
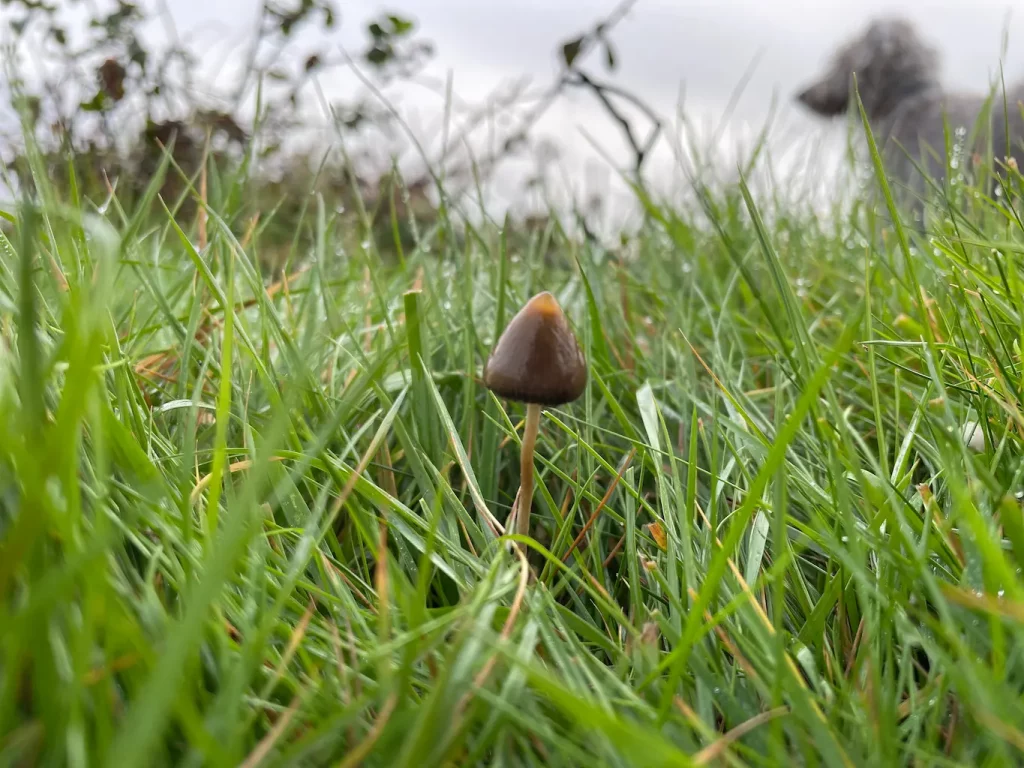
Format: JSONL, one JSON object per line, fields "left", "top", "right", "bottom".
{"left": 1, "top": 0, "right": 647, "bottom": 264}
{"left": 2, "top": 1, "right": 437, "bottom": 254}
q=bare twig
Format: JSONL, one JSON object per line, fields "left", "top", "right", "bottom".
{"left": 418, "top": 0, "right": 642, "bottom": 190}
{"left": 566, "top": 70, "right": 662, "bottom": 174}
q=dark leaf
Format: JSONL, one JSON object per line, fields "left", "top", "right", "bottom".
{"left": 51, "top": 26, "right": 66, "bottom": 45}
{"left": 561, "top": 36, "right": 583, "bottom": 68}
{"left": 368, "top": 22, "right": 385, "bottom": 39}
{"left": 128, "top": 38, "right": 147, "bottom": 69}
{"left": 503, "top": 135, "right": 526, "bottom": 153}
{"left": 343, "top": 111, "right": 365, "bottom": 130}
{"left": 604, "top": 41, "right": 616, "bottom": 71}
{"left": 365, "top": 45, "right": 390, "bottom": 66}
{"left": 304, "top": 54, "right": 322, "bottom": 71}
{"left": 79, "top": 91, "right": 108, "bottom": 112}
{"left": 98, "top": 58, "right": 126, "bottom": 101}
{"left": 388, "top": 15, "right": 414, "bottom": 35}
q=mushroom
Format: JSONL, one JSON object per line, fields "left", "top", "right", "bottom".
{"left": 484, "top": 291, "right": 587, "bottom": 541}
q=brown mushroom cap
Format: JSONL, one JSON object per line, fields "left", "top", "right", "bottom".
{"left": 483, "top": 291, "right": 587, "bottom": 406}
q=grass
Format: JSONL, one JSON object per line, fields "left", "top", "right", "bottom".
{"left": 4, "top": 102, "right": 1024, "bottom": 767}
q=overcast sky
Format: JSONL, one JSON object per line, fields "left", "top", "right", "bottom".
{"left": 162, "top": 0, "right": 1024, "bottom": 113}
{"left": 151, "top": 0, "right": 1024, "bottom": 212}
{"left": 6, "top": 1, "right": 1022, "bottom": 215}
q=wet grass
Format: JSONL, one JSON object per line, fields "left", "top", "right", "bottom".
{"left": 4, "top": 111, "right": 1024, "bottom": 766}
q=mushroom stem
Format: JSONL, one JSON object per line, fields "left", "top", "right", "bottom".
{"left": 517, "top": 403, "right": 542, "bottom": 538}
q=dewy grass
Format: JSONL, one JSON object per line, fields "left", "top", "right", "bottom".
{"left": 6, "top": 97, "right": 1024, "bottom": 767}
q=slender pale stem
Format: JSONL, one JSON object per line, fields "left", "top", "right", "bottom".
{"left": 517, "top": 403, "right": 542, "bottom": 538}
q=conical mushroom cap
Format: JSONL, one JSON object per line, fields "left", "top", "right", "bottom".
{"left": 483, "top": 291, "right": 587, "bottom": 406}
